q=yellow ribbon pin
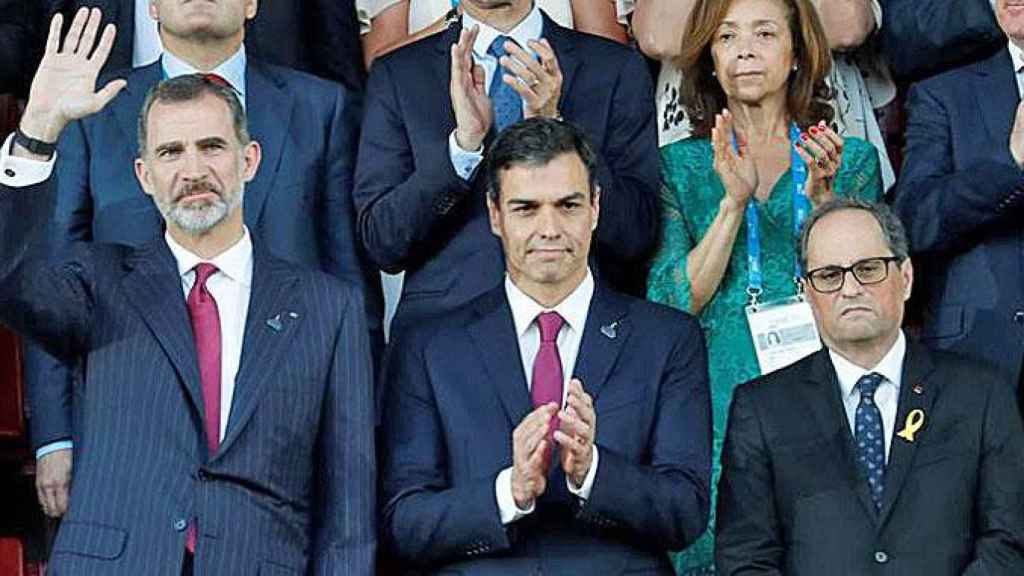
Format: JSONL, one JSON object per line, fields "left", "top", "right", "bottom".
{"left": 896, "top": 409, "right": 925, "bottom": 443}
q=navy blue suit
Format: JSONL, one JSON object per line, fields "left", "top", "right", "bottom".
{"left": 26, "top": 59, "right": 382, "bottom": 453}
{"left": 0, "top": 178, "right": 376, "bottom": 575}
{"left": 893, "top": 48, "right": 1024, "bottom": 386}
{"left": 354, "top": 15, "right": 660, "bottom": 338}
{"left": 381, "top": 285, "right": 711, "bottom": 574}
{"left": 880, "top": 0, "right": 1004, "bottom": 82}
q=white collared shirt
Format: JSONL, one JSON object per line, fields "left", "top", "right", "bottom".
{"left": 1008, "top": 40, "right": 1024, "bottom": 99}
{"left": 493, "top": 269, "right": 600, "bottom": 524}
{"left": 161, "top": 46, "right": 248, "bottom": 107}
{"left": 165, "top": 228, "right": 254, "bottom": 440}
{"left": 449, "top": 5, "right": 545, "bottom": 179}
{"left": 829, "top": 331, "right": 906, "bottom": 464}
{"left": 133, "top": 0, "right": 163, "bottom": 67}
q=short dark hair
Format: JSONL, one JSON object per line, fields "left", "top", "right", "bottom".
{"left": 798, "top": 198, "right": 910, "bottom": 273}
{"left": 484, "top": 117, "right": 598, "bottom": 203}
{"left": 137, "top": 74, "right": 249, "bottom": 155}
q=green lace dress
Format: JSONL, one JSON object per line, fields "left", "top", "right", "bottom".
{"left": 647, "top": 136, "right": 881, "bottom": 575}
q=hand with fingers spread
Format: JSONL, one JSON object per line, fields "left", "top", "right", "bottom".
{"left": 554, "top": 378, "right": 596, "bottom": 488}
{"left": 796, "top": 120, "right": 842, "bottom": 206}
{"left": 510, "top": 402, "right": 559, "bottom": 510}
{"left": 712, "top": 109, "right": 758, "bottom": 212}
{"left": 36, "top": 448, "right": 72, "bottom": 518}
{"left": 500, "top": 38, "right": 563, "bottom": 120}
{"left": 19, "top": 7, "right": 126, "bottom": 147}
{"left": 450, "top": 25, "right": 493, "bottom": 151}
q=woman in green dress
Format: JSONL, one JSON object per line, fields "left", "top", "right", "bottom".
{"left": 646, "top": 0, "right": 882, "bottom": 572}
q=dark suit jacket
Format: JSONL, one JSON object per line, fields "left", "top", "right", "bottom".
{"left": 380, "top": 284, "right": 711, "bottom": 574}
{"left": 354, "top": 14, "right": 660, "bottom": 338}
{"left": 44, "top": 0, "right": 365, "bottom": 91}
{"left": 880, "top": 0, "right": 1004, "bottom": 82}
{"left": 27, "top": 58, "right": 382, "bottom": 453}
{"left": 0, "top": 0, "right": 43, "bottom": 96}
{"left": 892, "top": 48, "right": 1024, "bottom": 385}
{"left": 715, "top": 344, "right": 1024, "bottom": 575}
{"left": 0, "top": 177, "right": 376, "bottom": 575}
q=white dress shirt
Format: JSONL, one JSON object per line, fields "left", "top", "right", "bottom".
{"left": 449, "top": 5, "right": 545, "bottom": 180}
{"left": 133, "top": 0, "right": 163, "bottom": 67}
{"left": 161, "top": 46, "right": 248, "bottom": 107}
{"left": 166, "top": 229, "right": 253, "bottom": 440}
{"left": 829, "top": 331, "right": 906, "bottom": 464}
{"left": 1008, "top": 40, "right": 1024, "bottom": 98}
{"left": 493, "top": 269, "right": 600, "bottom": 524}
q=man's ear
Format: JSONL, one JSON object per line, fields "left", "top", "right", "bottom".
{"left": 486, "top": 193, "right": 503, "bottom": 238}
{"left": 242, "top": 140, "right": 261, "bottom": 182}
{"left": 134, "top": 156, "right": 154, "bottom": 198}
{"left": 590, "top": 185, "right": 600, "bottom": 231}
{"left": 900, "top": 258, "right": 914, "bottom": 302}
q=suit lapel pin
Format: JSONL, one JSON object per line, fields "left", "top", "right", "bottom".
{"left": 288, "top": 311, "right": 300, "bottom": 319}
{"left": 912, "top": 383, "right": 924, "bottom": 395}
{"left": 896, "top": 409, "right": 925, "bottom": 443}
{"left": 600, "top": 321, "right": 618, "bottom": 340}
{"left": 266, "top": 314, "right": 283, "bottom": 332}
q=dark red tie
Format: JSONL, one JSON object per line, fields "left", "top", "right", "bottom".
{"left": 186, "top": 263, "right": 221, "bottom": 553}
{"left": 532, "top": 312, "right": 565, "bottom": 441}
{"left": 202, "top": 72, "right": 231, "bottom": 90}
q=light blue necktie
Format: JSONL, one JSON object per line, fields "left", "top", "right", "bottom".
{"left": 488, "top": 35, "right": 523, "bottom": 131}
{"left": 854, "top": 372, "right": 886, "bottom": 511}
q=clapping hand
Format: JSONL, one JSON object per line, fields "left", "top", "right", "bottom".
{"left": 19, "top": 8, "right": 125, "bottom": 148}
{"left": 553, "top": 378, "right": 596, "bottom": 488}
{"left": 796, "top": 120, "right": 842, "bottom": 207}
{"left": 450, "top": 25, "right": 493, "bottom": 152}
{"left": 712, "top": 109, "right": 758, "bottom": 212}
{"left": 498, "top": 39, "right": 563, "bottom": 120}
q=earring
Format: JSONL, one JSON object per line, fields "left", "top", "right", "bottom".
{"left": 792, "top": 64, "right": 798, "bottom": 71}
{"left": 711, "top": 70, "right": 717, "bottom": 77}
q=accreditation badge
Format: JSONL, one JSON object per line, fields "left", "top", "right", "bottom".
{"left": 745, "top": 295, "right": 822, "bottom": 375}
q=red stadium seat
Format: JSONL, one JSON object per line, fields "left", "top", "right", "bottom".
{"left": 0, "top": 328, "right": 23, "bottom": 441}
{"left": 0, "top": 538, "right": 26, "bottom": 576}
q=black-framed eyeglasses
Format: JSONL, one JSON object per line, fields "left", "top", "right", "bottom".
{"left": 804, "top": 256, "right": 904, "bottom": 294}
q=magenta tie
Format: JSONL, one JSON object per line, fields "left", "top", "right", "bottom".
{"left": 186, "top": 263, "right": 221, "bottom": 553}
{"left": 532, "top": 312, "right": 565, "bottom": 443}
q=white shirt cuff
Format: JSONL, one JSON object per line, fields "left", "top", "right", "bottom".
{"left": 495, "top": 466, "right": 535, "bottom": 525}
{"left": 566, "top": 445, "right": 599, "bottom": 500}
{"left": 36, "top": 440, "right": 73, "bottom": 460}
{"left": 0, "top": 133, "right": 57, "bottom": 188}
{"left": 448, "top": 130, "right": 484, "bottom": 181}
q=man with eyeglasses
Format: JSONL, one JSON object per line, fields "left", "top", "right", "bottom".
{"left": 715, "top": 198, "right": 1024, "bottom": 575}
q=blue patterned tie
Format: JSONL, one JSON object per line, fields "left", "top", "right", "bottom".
{"left": 488, "top": 35, "right": 523, "bottom": 131}
{"left": 854, "top": 373, "right": 886, "bottom": 511}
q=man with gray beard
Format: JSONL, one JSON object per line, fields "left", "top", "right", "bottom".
{"left": 28, "top": 0, "right": 380, "bottom": 523}
{"left": 0, "top": 9, "right": 376, "bottom": 574}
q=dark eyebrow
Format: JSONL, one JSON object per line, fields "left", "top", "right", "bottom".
{"left": 555, "top": 192, "right": 587, "bottom": 204}
{"left": 196, "top": 136, "right": 230, "bottom": 147}
{"left": 153, "top": 141, "right": 184, "bottom": 155}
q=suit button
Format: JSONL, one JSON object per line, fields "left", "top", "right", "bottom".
{"left": 3, "top": 169, "right": 14, "bottom": 178}
{"left": 174, "top": 518, "right": 188, "bottom": 532}
{"left": 874, "top": 551, "right": 889, "bottom": 564}
{"left": 1015, "top": 311, "right": 1024, "bottom": 324}
{"left": 197, "top": 469, "right": 209, "bottom": 481}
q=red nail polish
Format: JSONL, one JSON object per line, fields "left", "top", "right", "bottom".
{"left": 809, "top": 127, "right": 818, "bottom": 135}
{"left": 800, "top": 133, "right": 808, "bottom": 141}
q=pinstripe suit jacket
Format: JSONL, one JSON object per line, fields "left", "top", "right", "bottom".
{"left": 0, "top": 178, "right": 376, "bottom": 575}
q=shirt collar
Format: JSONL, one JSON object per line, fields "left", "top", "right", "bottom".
{"left": 165, "top": 226, "right": 253, "bottom": 288}
{"left": 505, "top": 268, "right": 594, "bottom": 339}
{"left": 161, "top": 45, "right": 247, "bottom": 103}
{"left": 464, "top": 3, "right": 544, "bottom": 61}
{"left": 830, "top": 331, "right": 906, "bottom": 401}
{"left": 1010, "top": 40, "right": 1024, "bottom": 74}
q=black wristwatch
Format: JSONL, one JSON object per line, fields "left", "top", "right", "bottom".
{"left": 13, "top": 127, "right": 57, "bottom": 158}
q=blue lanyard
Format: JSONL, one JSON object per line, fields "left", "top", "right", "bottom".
{"left": 736, "top": 123, "right": 809, "bottom": 306}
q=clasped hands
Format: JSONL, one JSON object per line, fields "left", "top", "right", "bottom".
{"left": 450, "top": 24, "right": 563, "bottom": 151}
{"left": 510, "top": 378, "right": 595, "bottom": 510}
{"left": 712, "top": 108, "right": 843, "bottom": 211}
